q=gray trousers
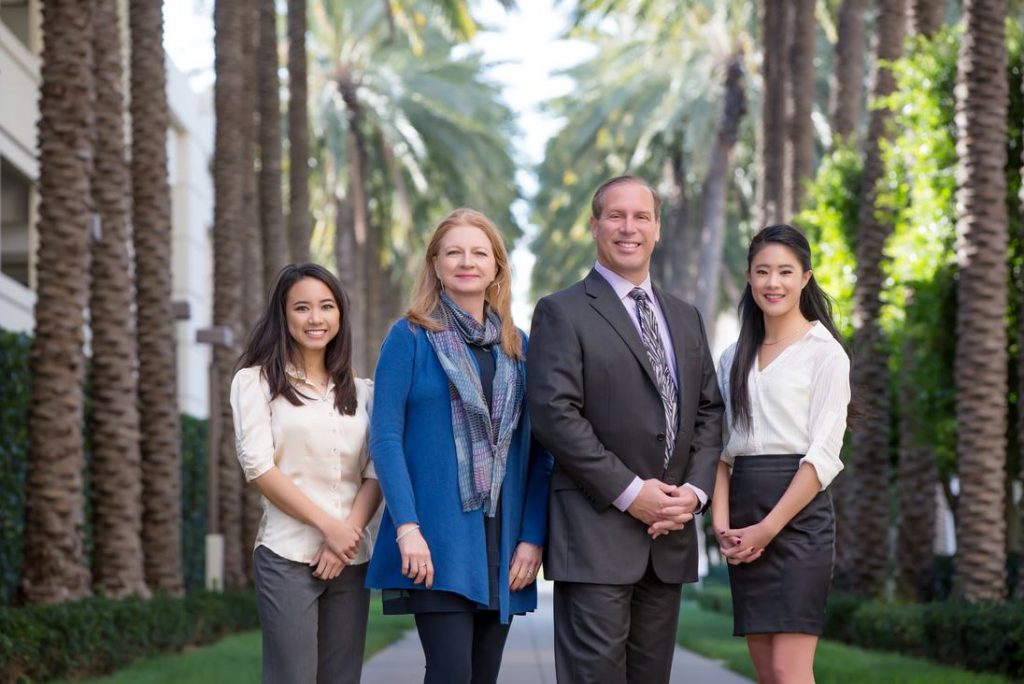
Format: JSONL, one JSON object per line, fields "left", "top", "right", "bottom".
{"left": 553, "top": 562, "right": 682, "bottom": 684}
{"left": 253, "top": 545, "right": 370, "bottom": 684}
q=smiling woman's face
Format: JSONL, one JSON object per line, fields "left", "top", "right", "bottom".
{"left": 285, "top": 277, "right": 340, "bottom": 354}
{"left": 433, "top": 224, "right": 497, "bottom": 304}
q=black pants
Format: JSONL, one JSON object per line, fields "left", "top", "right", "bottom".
{"left": 414, "top": 610, "right": 512, "bottom": 684}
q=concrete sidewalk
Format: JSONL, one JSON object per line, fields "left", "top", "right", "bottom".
{"left": 362, "top": 582, "right": 751, "bottom": 683}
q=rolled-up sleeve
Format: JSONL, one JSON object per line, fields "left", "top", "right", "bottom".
{"left": 230, "top": 367, "right": 276, "bottom": 482}
{"left": 800, "top": 349, "right": 850, "bottom": 489}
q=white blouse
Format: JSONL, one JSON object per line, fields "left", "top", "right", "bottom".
{"left": 717, "top": 322, "right": 850, "bottom": 489}
{"left": 230, "top": 366, "right": 377, "bottom": 564}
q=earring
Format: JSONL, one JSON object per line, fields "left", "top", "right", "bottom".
{"left": 436, "top": 273, "right": 445, "bottom": 292}
{"left": 491, "top": 281, "right": 501, "bottom": 297}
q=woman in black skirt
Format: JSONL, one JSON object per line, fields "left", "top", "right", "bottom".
{"left": 711, "top": 224, "right": 851, "bottom": 684}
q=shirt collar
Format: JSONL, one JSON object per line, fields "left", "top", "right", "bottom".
{"left": 594, "top": 261, "right": 654, "bottom": 303}
{"left": 285, "top": 363, "right": 335, "bottom": 392}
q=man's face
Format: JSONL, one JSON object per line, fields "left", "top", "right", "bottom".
{"left": 590, "top": 181, "right": 661, "bottom": 285}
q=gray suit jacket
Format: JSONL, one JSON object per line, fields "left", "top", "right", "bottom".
{"left": 527, "top": 269, "right": 724, "bottom": 585}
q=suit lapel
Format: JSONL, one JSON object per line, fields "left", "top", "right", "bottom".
{"left": 584, "top": 270, "right": 660, "bottom": 390}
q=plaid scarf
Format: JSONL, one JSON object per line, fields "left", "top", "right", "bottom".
{"left": 426, "top": 293, "right": 525, "bottom": 516}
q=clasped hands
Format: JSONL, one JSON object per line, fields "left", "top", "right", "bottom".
{"left": 627, "top": 479, "right": 698, "bottom": 539}
{"left": 310, "top": 517, "right": 364, "bottom": 580}
{"left": 714, "top": 521, "right": 777, "bottom": 565}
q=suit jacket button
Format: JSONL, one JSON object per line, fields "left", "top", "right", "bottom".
{"left": 656, "top": 433, "right": 666, "bottom": 442}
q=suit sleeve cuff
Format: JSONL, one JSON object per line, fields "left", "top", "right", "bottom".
{"left": 612, "top": 476, "right": 643, "bottom": 512}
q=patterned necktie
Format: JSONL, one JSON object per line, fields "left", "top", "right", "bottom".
{"left": 629, "top": 288, "right": 678, "bottom": 467}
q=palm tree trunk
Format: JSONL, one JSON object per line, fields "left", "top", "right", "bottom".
{"left": 335, "top": 197, "right": 368, "bottom": 375}
{"left": 909, "top": 0, "right": 946, "bottom": 36}
{"left": 895, "top": 306, "right": 937, "bottom": 602}
{"left": 288, "top": 0, "right": 311, "bottom": 263}
{"left": 830, "top": 0, "right": 869, "bottom": 144}
{"left": 242, "top": 1, "right": 265, "bottom": 584}
{"left": 652, "top": 146, "right": 690, "bottom": 301}
{"left": 214, "top": 0, "right": 248, "bottom": 590}
{"left": 22, "top": 0, "right": 94, "bottom": 604}
{"left": 757, "top": 0, "right": 789, "bottom": 226}
{"left": 90, "top": 0, "right": 146, "bottom": 599}
{"left": 131, "top": 0, "right": 184, "bottom": 596}
{"left": 787, "top": 0, "right": 816, "bottom": 215}
{"left": 694, "top": 56, "right": 746, "bottom": 336}
{"left": 259, "top": 0, "right": 288, "bottom": 288}
{"left": 847, "top": 0, "right": 906, "bottom": 599}
{"left": 953, "top": 0, "right": 1008, "bottom": 603}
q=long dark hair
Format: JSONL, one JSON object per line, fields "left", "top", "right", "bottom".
{"left": 236, "top": 263, "right": 358, "bottom": 415}
{"left": 729, "top": 224, "right": 847, "bottom": 432}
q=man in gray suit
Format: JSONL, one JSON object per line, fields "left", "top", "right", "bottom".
{"left": 527, "top": 176, "right": 724, "bottom": 683}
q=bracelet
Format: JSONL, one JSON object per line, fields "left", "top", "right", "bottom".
{"left": 395, "top": 525, "right": 420, "bottom": 542}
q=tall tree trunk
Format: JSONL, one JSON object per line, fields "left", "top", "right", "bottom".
{"left": 908, "top": 0, "right": 946, "bottom": 36}
{"left": 953, "top": 0, "right": 1008, "bottom": 603}
{"left": 830, "top": 0, "right": 869, "bottom": 144}
{"left": 847, "top": 0, "right": 906, "bottom": 598}
{"left": 259, "top": 0, "right": 287, "bottom": 288}
{"left": 895, "top": 305, "right": 937, "bottom": 602}
{"left": 213, "top": 0, "right": 247, "bottom": 590}
{"left": 241, "top": 1, "right": 264, "bottom": 584}
{"left": 22, "top": 0, "right": 94, "bottom": 604}
{"left": 1019, "top": 72, "right": 1024, "bottom": 603}
{"left": 131, "top": 0, "right": 184, "bottom": 596}
{"left": 288, "top": 0, "right": 311, "bottom": 263}
{"left": 757, "top": 0, "right": 789, "bottom": 226}
{"left": 787, "top": 0, "right": 816, "bottom": 216}
{"left": 335, "top": 197, "right": 367, "bottom": 375}
{"left": 694, "top": 56, "right": 746, "bottom": 337}
{"left": 652, "top": 146, "right": 689, "bottom": 301}
{"left": 91, "top": 0, "right": 146, "bottom": 599}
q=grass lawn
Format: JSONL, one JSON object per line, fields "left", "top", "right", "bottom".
{"left": 677, "top": 601, "right": 1012, "bottom": 684}
{"left": 68, "top": 595, "right": 414, "bottom": 684}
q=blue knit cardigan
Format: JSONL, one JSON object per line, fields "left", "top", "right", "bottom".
{"left": 366, "top": 319, "right": 552, "bottom": 622}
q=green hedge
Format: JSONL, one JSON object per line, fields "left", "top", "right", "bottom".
{"left": 0, "top": 589, "right": 258, "bottom": 682}
{"left": 0, "top": 330, "right": 30, "bottom": 606}
{"left": 688, "top": 584, "right": 1024, "bottom": 679}
{"left": 0, "top": 328, "right": 210, "bottom": 602}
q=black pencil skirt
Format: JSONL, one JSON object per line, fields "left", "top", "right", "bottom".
{"left": 727, "top": 453, "right": 835, "bottom": 636}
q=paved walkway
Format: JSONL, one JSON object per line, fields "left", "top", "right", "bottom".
{"left": 363, "top": 582, "right": 750, "bottom": 683}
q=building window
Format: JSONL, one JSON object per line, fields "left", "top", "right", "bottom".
{"left": 1, "top": 157, "right": 32, "bottom": 286}
{"left": 0, "top": 0, "right": 31, "bottom": 49}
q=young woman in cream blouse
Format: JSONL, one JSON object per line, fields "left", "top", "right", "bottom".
{"left": 231, "top": 263, "right": 381, "bottom": 684}
{"left": 711, "top": 225, "right": 851, "bottom": 684}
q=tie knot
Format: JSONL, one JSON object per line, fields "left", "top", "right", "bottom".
{"left": 629, "top": 287, "right": 649, "bottom": 303}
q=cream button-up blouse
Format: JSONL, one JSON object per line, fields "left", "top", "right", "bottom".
{"left": 230, "top": 365, "right": 377, "bottom": 565}
{"left": 717, "top": 322, "right": 850, "bottom": 489}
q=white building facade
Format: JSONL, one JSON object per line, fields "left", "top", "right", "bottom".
{"left": 0, "top": 0, "right": 214, "bottom": 418}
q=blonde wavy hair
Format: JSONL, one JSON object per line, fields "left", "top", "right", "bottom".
{"left": 406, "top": 208, "right": 522, "bottom": 359}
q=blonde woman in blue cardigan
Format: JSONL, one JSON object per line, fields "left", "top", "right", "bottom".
{"left": 366, "top": 208, "right": 552, "bottom": 684}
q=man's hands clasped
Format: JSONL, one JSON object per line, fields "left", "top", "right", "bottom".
{"left": 627, "top": 479, "right": 699, "bottom": 539}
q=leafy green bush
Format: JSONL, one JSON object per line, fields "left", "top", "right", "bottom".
{"left": 0, "top": 330, "right": 30, "bottom": 606}
{"left": 689, "top": 585, "right": 1024, "bottom": 678}
{"left": 0, "top": 589, "right": 257, "bottom": 682}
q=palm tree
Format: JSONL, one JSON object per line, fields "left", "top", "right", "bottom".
{"left": 259, "top": 0, "right": 288, "bottom": 289}
{"left": 787, "top": 0, "right": 815, "bottom": 216}
{"left": 953, "top": 0, "right": 1009, "bottom": 603}
{"left": 130, "top": 0, "right": 184, "bottom": 596}
{"left": 213, "top": 0, "right": 248, "bottom": 589}
{"left": 909, "top": 0, "right": 946, "bottom": 36}
{"left": 846, "top": 0, "right": 907, "bottom": 599}
{"left": 758, "top": 0, "right": 787, "bottom": 225}
{"left": 288, "top": 0, "right": 312, "bottom": 263}
{"left": 307, "top": 0, "right": 521, "bottom": 364}
{"left": 91, "top": 0, "right": 146, "bottom": 599}
{"left": 531, "top": 1, "right": 753, "bottom": 329}
{"left": 21, "top": 0, "right": 94, "bottom": 605}
{"left": 830, "top": 0, "right": 868, "bottom": 144}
